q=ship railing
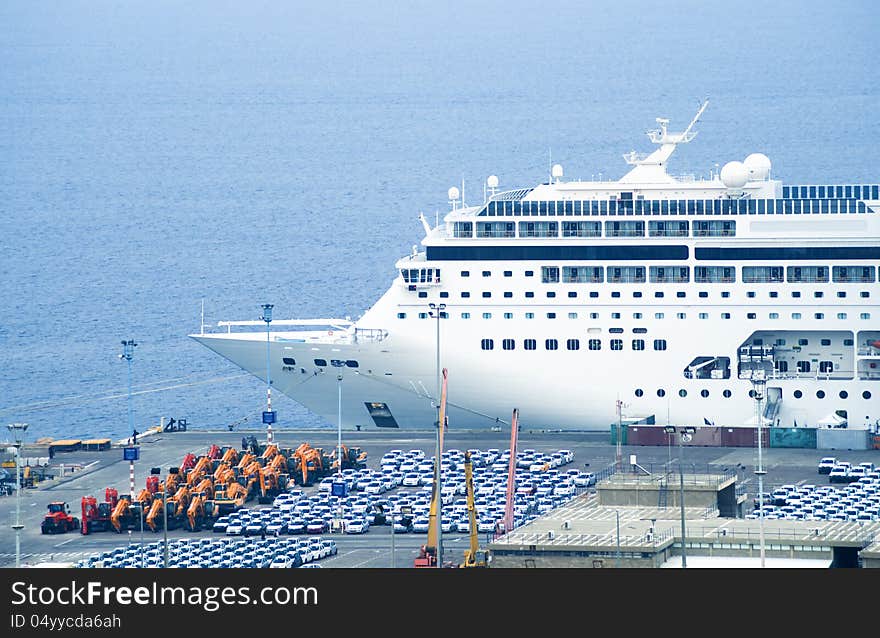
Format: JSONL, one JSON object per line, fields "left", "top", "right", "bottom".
{"left": 215, "top": 319, "right": 354, "bottom": 334}
{"left": 354, "top": 328, "right": 388, "bottom": 343}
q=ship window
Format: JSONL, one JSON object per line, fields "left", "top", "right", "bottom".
{"left": 860, "top": 313, "right": 871, "bottom": 319}
{"left": 519, "top": 221, "right": 558, "bottom": 238}
{"left": 481, "top": 339, "right": 494, "bottom": 350}
{"left": 793, "top": 390, "right": 803, "bottom": 398}
{"left": 837, "top": 292, "right": 846, "bottom": 298}
{"left": 545, "top": 339, "right": 558, "bottom": 350}
{"left": 314, "top": 359, "right": 327, "bottom": 367}
{"left": 769, "top": 291, "right": 778, "bottom": 298}
{"left": 747, "top": 313, "right": 757, "bottom": 319}
{"left": 461, "top": 271, "right": 470, "bottom": 277}
{"left": 590, "top": 312, "right": 599, "bottom": 319}
{"left": 792, "top": 291, "right": 801, "bottom": 298}
{"left": 525, "top": 312, "right": 534, "bottom": 319}
{"left": 563, "top": 266, "right": 603, "bottom": 283}
{"left": 819, "top": 361, "right": 834, "bottom": 373}
{"left": 633, "top": 313, "right": 643, "bottom": 319}
{"left": 482, "top": 270, "right": 491, "bottom": 277}
{"left": 461, "top": 292, "right": 470, "bottom": 298}
{"left": 699, "top": 313, "right": 708, "bottom": 319}
{"left": 483, "top": 312, "right": 492, "bottom": 319}
{"left": 568, "top": 312, "right": 577, "bottom": 319}
{"left": 612, "top": 292, "right": 621, "bottom": 298}
{"left": 694, "top": 266, "right": 736, "bottom": 283}
{"left": 723, "top": 390, "right": 731, "bottom": 398}
{"left": 677, "top": 313, "right": 686, "bottom": 319}
{"left": 590, "top": 291, "right": 599, "bottom": 298}
{"left": 607, "top": 266, "right": 646, "bottom": 283}
{"left": 482, "top": 292, "right": 491, "bottom": 298}
{"left": 397, "top": 313, "right": 406, "bottom": 319}
{"left": 568, "top": 292, "right": 577, "bottom": 298}
{"left": 650, "top": 266, "right": 689, "bottom": 283}
{"left": 743, "top": 266, "right": 784, "bottom": 283}
{"left": 657, "top": 389, "right": 666, "bottom": 397}
{"left": 461, "top": 312, "right": 470, "bottom": 319}
{"left": 504, "top": 291, "right": 513, "bottom": 298}
{"left": 655, "top": 313, "right": 664, "bottom": 319}
{"left": 547, "top": 313, "right": 556, "bottom": 319}
{"left": 504, "top": 271, "right": 512, "bottom": 277}
{"left": 776, "top": 361, "right": 788, "bottom": 373}
{"left": 440, "top": 292, "right": 449, "bottom": 298}
{"left": 604, "top": 220, "right": 644, "bottom": 237}
{"left": 609, "top": 328, "right": 624, "bottom": 334}
{"left": 504, "top": 312, "right": 513, "bottom": 319}
{"left": 566, "top": 339, "right": 580, "bottom": 351}
{"left": 677, "top": 291, "right": 686, "bottom": 298}
{"left": 633, "top": 291, "right": 643, "bottom": 298}
{"left": 648, "top": 220, "right": 689, "bottom": 237}
{"left": 816, "top": 390, "right": 825, "bottom": 399}
{"left": 770, "top": 313, "right": 779, "bottom": 319}
{"left": 844, "top": 339, "right": 853, "bottom": 346}
{"left": 282, "top": 357, "right": 296, "bottom": 366}
{"left": 525, "top": 291, "right": 535, "bottom": 298}
{"left": 525, "top": 270, "right": 534, "bottom": 277}
{"left": 722, "top": 291, "right": 730, "bottom": 298}
{"left": 679, "top": 389, "right": 687, "bottom": 397}
{"left": 562, "top": 221, "right": 601, "bottom": 237}
{"left": 635, "top": 389, "right": 644, "bottom": 397}
{"left": 701, "top": 390, "right": 709, "bottom": 398}
{"left": 699, "top": 291, "right": 708, "bottom": 298}
{"left": 787, "top": 266, "right": 828, "bottom": 283}
{"left": 346, "top": 360, "right": 359, "bottom": 368}
{"left": 524, "top": 339, "right": 537, "bottom": 350}
{"left": 861, "top": 292, "right": 870, "bottom": 298}
{"left": 502, "top": 339, "right": 515, "bottom": 351}
{"left": 693, "top": 220, "right": 736, "bottom": 237}
{"left": 815, "top": 313, "right": 824, "bottom": 319}
{"left": 610, "top": 339, "right": 623, "bottom": 351}
{"left": 588, "top": 339, "right": 601, "bottom": 350}
{"left": 833, "top": 266, "right": 876, "bottom": 283}
{"left": 612, "top": 312, "right": 621, "bottom": 319}
{"left": 632, "top": 339, "right": 645, "bottom": 351}
{"left": 839, "top": 390, "right": 849, "bottom": 399}
{"left": 418, "top": 292, "right": 427, "bottom": 298}
{"left": 721, "top": 313, "right": 731, "bottom": 319}
{"left": 547, "top": 291, "right": 556, "bottom": 298}
{"left": 864, "top": 391, "right": 872, "bottom": 400}
{"left": 453, "top": 222, "right": 473, "bottom": 238}
{"left": 542, "top": 266, "right": 560, "bottom": 283}
{"left": 798, "top": 338, "right": 809, "bottom": 346}
{"left": 796, "top": 361, "right": 811, "bottom": 373}
{"left": 418, "top": 313, "right": 428, "bottom": 319}
{"left": 792, "top": 313, "right": 801, "bottom": 319}
{"left": 655, "top": 292, "right": 664, "bottom": 298}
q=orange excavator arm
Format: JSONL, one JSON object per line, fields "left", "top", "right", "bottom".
{"left": 110, "top": 497, "right": 130, "bottom": 532}
{"left": 146, "top": 497, "right": 164, "bottom": 531}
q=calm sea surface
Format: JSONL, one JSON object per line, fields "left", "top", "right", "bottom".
{"left": 1, "top": 1, "right": 877, "bottom": 442}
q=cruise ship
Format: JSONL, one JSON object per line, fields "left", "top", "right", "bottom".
{"left": 192, "top": 102, "right": 880, "bottom": 432}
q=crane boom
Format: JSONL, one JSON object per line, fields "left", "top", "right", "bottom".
{"left": 416, "top": 367, "right": 448, "bottom": 567}
{"left": 503, "top": 408, "right": 519, "bottom": 535}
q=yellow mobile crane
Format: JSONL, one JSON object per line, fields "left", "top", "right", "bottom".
{"left": 460, "top": 451, "right": 489, "bottom": 568}
{"left": 415, "top": 368, "right": 448, "bottom": 568}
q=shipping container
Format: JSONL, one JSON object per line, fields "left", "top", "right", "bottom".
{"left": 625, "top": 426, "right": 670, "bottom": 446}
{"left": 816, "top": 429, "right": 870, "bottom": 451}
{"left": 721, "top": 427, "right": 766, "bottom": 448}
{"left": 769, "top": 428, "right": 817, "bottom": 449}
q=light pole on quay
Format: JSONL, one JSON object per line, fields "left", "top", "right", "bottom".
{"left": 8, "top": 422, "right": 28, "bottom": 569}
{"left": 428, "top": 302, "right": 445, "bottom": 568}
{"left": 260, "top": 304, "right": 275, "bottom": 444}
{"left": 664, "top": 425, "right": 695, "bottom": 568}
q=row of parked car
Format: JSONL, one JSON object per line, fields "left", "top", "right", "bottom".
{"left": 205, "top": 446, "right": 594, "bottom": 538}
{"left": 817, "top": 457, "right": 877, "bottom": 484}
{"left": 749, "top": 462, "right": 880, "bottom": 523}
{"left": 75, "top": 537, "right": 335, "bottom": 569}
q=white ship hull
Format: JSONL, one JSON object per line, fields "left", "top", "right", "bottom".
{"left": 192, "top": 103, "right": 880, "bottom": 432}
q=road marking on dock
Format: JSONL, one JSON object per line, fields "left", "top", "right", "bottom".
{"left": 54, "top": 538, "right": 75, "bottom": 548}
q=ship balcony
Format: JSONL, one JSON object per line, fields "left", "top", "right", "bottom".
{"left": 857, "top": 359, "right": 880, "bottom": 381}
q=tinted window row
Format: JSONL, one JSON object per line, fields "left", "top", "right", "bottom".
{"left": 477, "top": 197, "right": 872, "bottom": 218}
{"left": 480, "top": 338, "right": 667, "bottom": 351}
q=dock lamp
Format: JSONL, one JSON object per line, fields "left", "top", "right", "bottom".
{"left": 260, "top": 304, "right": 275, "bottom": 443}
{"left": 428, "top": 302, "right": 446, "bottom": 568}
{"left": 664, "top": 425, "right": 695, "bottom": 568}
{"left": 151, "top": 466, "right": 178, "bottom": 568}
{"left": 8, "top": 422, "right": 28, "bottom": 568}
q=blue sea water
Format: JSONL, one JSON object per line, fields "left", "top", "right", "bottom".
{"left": 1, "top": 0, "right": 877, "bottom": 442}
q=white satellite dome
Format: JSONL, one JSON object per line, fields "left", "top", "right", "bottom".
{"left": 743, "top": 153, "right": 771, "bottom": 180}
{"left": 486, "top": 175, "right": 499, "bottom": 189}
{"left": 551, "top": 164, "right": 564, "bottom": 179}
{"left": 720, "top": 161, "right": 749, "bottom": 189}
{"left": 447, "top": 186, "right": 460, "bottom": 200}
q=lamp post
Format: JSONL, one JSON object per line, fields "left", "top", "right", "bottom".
{"left": 428, "top": 302, "right": 446, "bottom": 568}
{"left": 751, "top": 372, "right": 767, "bottom": 568}
{"left": 152, "top": 466, "right": 176, "bottom": 567}
{"left": 261, "top": 304, "right": 275, "bottom": 444}
{"left": 664, "top": 425, "right": 695, "bottom": 568}
{"left": 8, "top": 422, "right": 28, "bottom": 569}
{"left": 119, "top": 339, "right": 140, "bottom": 564}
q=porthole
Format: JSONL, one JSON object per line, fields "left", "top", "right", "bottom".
{"left": 701, "top": 389, "right": 709, "bottom": 398}
{"left": 722, "top": 389, "right": 731, "bottom": 398}
{"left": 635, "top": 389, "right": 644, "bottom": 397}
{"left": 657, "top": 389, "right": 666, "bottom": 398}
{"left": 679, "top": 389, "right": 687, "bottom": 398}
{"left": 839, "top": 390, "right": 848, "bottom": 399}
{"left": 864, "top": 391, "right": 872, "bottom": 400}
{"left": 816, "top": 390, "right": 825, "bottom": 399}
{"left": 793, "top": 390, "right": 803, "bottom": 399}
